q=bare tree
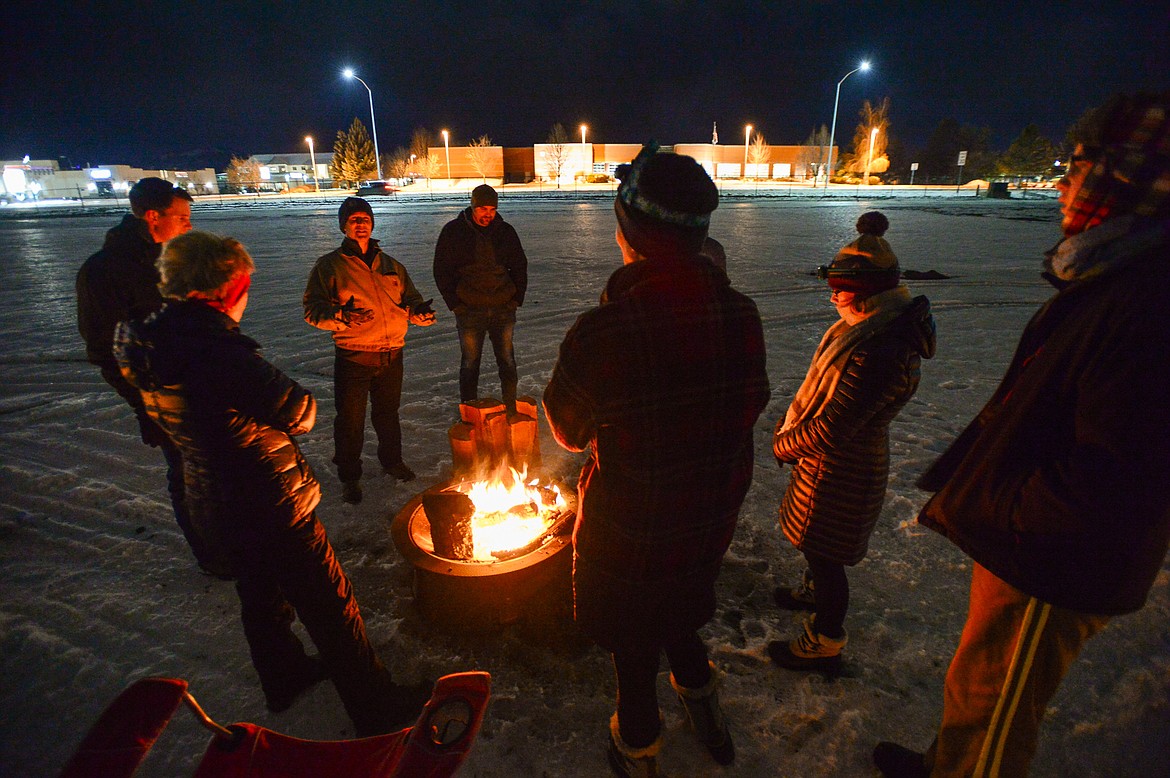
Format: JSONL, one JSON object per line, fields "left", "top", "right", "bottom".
{"left": 419, "top": 152, "right": 442, "bottom": 191}
{"left": 466, "top": 135, "right": 494, "bottom": 183}
{"left": 844, "top": 98, "right": 891, "bottom": 179}
{"left": 225, "top": 156, "right": 260, "bottom": 192}
{"left": 797, "top": 125, "right": 831, "bottom": 180}
{"left": 386, "top": 147, "right": 411, "bottom": 181}
{"left": 748, "top": 133, "right": 771, "bottom": 180}
{"left": 545, "top": 123, "right": 571, "bottom": 188}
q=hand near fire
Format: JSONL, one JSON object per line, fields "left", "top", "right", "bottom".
{"left": 338, "top": 295, "right": 374, "bottom": 327}
{"left": 409, "top": 298, "right": 437, "bottom": 326}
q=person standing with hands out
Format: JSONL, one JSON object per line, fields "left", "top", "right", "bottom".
{"left": 544, "top": 144, "right": 770, "bottom": 777}
{"left": 75, "top": 177, "right": 227, "bottom": 576}
{"left": 768, "top": 211, "right": 935, "bottom": 673}
{"left": 874, "top": 92, "right": 1170, "bottom": 778}
{"left": 304, "top": 197, "right": 436, "bottom": 505}
{"left": 433, "top": 184, "right": 528, "bottom": 414}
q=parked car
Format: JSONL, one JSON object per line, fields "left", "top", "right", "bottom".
{"left": 356, "top": 180, "right": 397, "bottom": 196}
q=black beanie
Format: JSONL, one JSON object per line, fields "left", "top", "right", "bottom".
{"left": 614, "top": 142, "right": 718, "bottom": 258}
{"left": 471, "top": 184, "right": 498, "bottom": 208}
{"left": 338, "top": 197, "right": 374, "bottom": 231}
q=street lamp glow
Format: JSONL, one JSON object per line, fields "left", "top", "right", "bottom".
{"left": 744, "top": 124, "right": 753, "bottom": 179}
{"left": 864, "top": 126, "right": 879, "bottom": 185}
{"left": 343, "top": 68, "right": 382, "bottom": 180}
{"left": 441, "top": 129, "right": 451, "bottom": 184}
{"left": 824, "top": 60, "right": 872, "bottom": 189}
{"left": 305, "top": 136, "right": 319, "bottom": 193}
{"left": 580, "top": 124, "right": 588, "bottom": 178}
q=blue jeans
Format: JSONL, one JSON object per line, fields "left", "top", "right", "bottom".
{"left": 456, "top": 306, "right": 518, "bottom": 410}
{"left": 332, "top": 347, "right": 404, "bottom": 483}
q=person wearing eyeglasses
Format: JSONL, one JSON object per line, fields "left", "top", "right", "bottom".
{"left": 874, "top": 92, "right": 1170, "bottom": 777}
{"left": 769, "top": 211, "right": 935, "bottom": 673}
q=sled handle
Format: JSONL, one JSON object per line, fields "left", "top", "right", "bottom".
{"left": 182, "top": 692, "right": 236, "bottom": 740}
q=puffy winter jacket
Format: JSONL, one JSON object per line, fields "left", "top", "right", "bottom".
{"left": 774, "top": 296, "right": 935, "bottom": 565}
{"left": 115, "top": 301, "right": 320, "bottom": 551}
{"left": 303, "top": 238, "right": 427, "bottom": 351}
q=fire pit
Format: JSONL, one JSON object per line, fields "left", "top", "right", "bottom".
{"left": 392, "top": 467, "right": 577, "bottom": 631}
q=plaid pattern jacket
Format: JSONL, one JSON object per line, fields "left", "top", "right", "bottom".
{"left": 544, "top": 254, "right": 770, "bottom": 587}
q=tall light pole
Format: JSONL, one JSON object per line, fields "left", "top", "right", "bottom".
{"left": 343, "top": 68, "right": 382, "bottom": 180}
{"left": 864, "top": 127, "right": 878, "bottom": 184}
{"left": 304, "top": 136, "right": 319, "bottom": 193}
{"left": 743, "top": 124, "right": 753, "bottom": 179}
{"left": 441, "top": 129, "right": 451, "bottom": 184}
{"left": 825, "top": 60, "right": 870, "bottom": 189}
{"left": 580, "top": 124, "right": 588, "bottom": 178}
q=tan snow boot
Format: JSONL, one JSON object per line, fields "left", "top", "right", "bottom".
{"left": 670, "top": 661, "right": 734, "bottom": 765}
{"left": 768, "top": 613, "right": 848, "bottom": 672}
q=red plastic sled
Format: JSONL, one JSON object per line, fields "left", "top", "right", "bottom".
{"left": 57, "top": 671, "right": 491, "bottom": 778}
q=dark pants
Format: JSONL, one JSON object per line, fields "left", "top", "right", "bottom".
{"left": 612, "top": 632, "right": 712, "bottom": 748}
{"left": 804, "top": 550, "right": 849, "bottom": 638}
{"left": 235, "top": 511, "right": 394, "bottom": 731}
{"left": 456, "top": 306, "right": 518, "bottom": 410}
{"left": 333, "top": 347, "right": 404, "bottom": 483}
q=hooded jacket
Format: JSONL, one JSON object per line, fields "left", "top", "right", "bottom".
{"left": 115, "top": 301, "right": 320, "bottom": 548}
{"left": 916, "top": 224, "right": 1170, "bottom": 615}
{"left": 544, "top": 252, "right": 770, "bottom": 651}
{"left": 774, "top": 295, "right": 936, "bottom": 565}
{"left": 433, "top": 208, "right": 528, "bottom": 311}
{"left": 303, "top": 237, "right": 427, "bottom": 351}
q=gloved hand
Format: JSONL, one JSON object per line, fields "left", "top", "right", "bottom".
{"left": 410, "top": 298, "right": 437, "bottom": 326}
{"left": 338, "top": 295, "right": 374, "bottom": 327}
{"left": 412, "top": 298, "right": 435, "bottom": 317}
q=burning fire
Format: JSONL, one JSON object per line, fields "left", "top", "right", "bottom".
{"left": 454, "top": 467, "right": 568, "bottom": 561}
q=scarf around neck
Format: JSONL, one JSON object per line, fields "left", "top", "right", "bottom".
{"left": 781, "top": 285, "right": 912, "bottom": 432}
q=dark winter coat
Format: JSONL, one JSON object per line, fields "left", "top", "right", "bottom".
{"left": 76, "top": 214, "right": 165, "bottom": 406}
{"left": 917, "top": 234, "right": 1170, "bottom": 616}
{"left": 775, "top": 296, "right": 935, "bottom": 565}
{"left": 303, "top": 238, "right": 427, "bottom": 351}
{"left": 544, "top": 253, "right": 770, "bottom": 652}
{"left": 433, "top": 209, "right": 528, "bottom": 311}
{"left": 115, "top": 301, "right": 320, "bottom": 554}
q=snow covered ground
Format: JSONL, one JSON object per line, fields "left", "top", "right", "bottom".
{"left": 1, "top": 194, "right": 1166, "bottom": 777}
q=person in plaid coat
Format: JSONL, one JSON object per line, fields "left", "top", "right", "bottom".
{"left": 544, "top": 143, "right": 770, "bottom": 776}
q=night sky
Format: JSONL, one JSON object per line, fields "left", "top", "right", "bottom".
{"left": 3, "top": 1, "right": 1167, "bottom": 169}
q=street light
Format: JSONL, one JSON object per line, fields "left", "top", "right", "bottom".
{"left": 441, "top": 129, "right": 451, "bottom": 184}
{"left": 304, "top": 136, "right": 319, "bottom": 193}
{"left": 343, "top": 68, "right": 382, "bottom": 181}
{"left": 864, "top": 127, "right": 879, "bottom": 185}
{"left": 580, "top": 124, "right": 588, "bottom": 178}
{"left": 825, "top": 60, "right": 870, "bottom": 188}
{"left": 744, "top": 124, "right": 753, "bottom": 179}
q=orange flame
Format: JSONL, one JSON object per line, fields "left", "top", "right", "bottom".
{"left": 456, "top": 466, "right": 567, "bottom": 561}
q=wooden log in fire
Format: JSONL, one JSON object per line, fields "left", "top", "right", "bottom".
{"left": 421, "top": 489, "right": 475, "bottom": 560}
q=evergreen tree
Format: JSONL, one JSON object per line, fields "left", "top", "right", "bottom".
{"left": 330, "top": 118, "right": 377, "bottom": 187}
{"left": 996, "top": 124, "right": 1058, "bottom": 179}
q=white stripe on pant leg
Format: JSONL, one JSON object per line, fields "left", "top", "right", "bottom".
{"left": 973, "top": 596, "right": 1051, "bottom": 777}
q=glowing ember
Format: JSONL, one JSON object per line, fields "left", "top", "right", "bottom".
{"left": 454, "top": 467, "right": 568, "bottom": 561}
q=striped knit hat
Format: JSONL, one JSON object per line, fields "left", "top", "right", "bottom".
{"left": 615, "top": 142, "right": 718, "bottom": 257}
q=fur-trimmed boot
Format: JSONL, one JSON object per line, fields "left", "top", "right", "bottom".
{"left": 767, "top": 614, "right": 847, "bottom": 672}
{"left": 606, "top": 712, "right": 664, "bottom": 778}
{"left": 670, "top": 661, "right": 735, "bottom": 765}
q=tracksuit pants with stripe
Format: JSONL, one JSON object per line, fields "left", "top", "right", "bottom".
{"left": 927, "top": 563, "right": 1109, "bottom": 777}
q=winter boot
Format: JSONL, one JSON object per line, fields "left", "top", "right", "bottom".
{"left": 767, "top": 614, "right": 847, "bottom": 672}
{"left": 342, "top": 480, "right": 363, "bottom": 504}
{"left": 263, "top": 654, "right": 328, "bottom": 713}
{"left": 873, "top": 741, "right": 929, "bottom": 778}
{"left": 606, "top": 713, "right": 664, "bottom": 778}
{"left": 772, "top": 569, "right": 816, "bottom": 611}
{"left": 670, "top": 661, "right": 734, "bottom": 765}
